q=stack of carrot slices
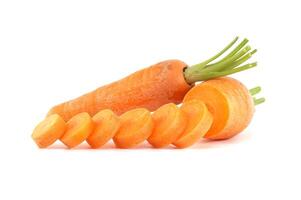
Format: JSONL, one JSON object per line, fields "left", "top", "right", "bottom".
{"left": 32, "top": 77, "right": 263, "bottom": 149}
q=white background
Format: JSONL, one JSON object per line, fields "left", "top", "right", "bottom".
{"left": 0, "top": 0, "right": 300, "bottom": 199}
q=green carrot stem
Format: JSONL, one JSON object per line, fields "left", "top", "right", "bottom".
{"left": 184, "top": 37, "right": 257, "bottom": 84}
{"left": 254, "top": 98, "right": 265, "bottom": 105}
{"left": 202, "top": 45, "right": 252, "bottom": 72}
{"left": 249, "top": 86, "right": 261, "bottom": 95}
{"left": 190, "top": 37, "right": 239, "bottom": 70}
{"left": 193, "top": 62, "right": 257, "bottom": 81}
{"left": 249, "top": 86, "right": 265, "bottom": 105}
{"left": 213, "top": 38, "right": 249, "bottom": 64}
{"left": 226, "top": 50, "right": 257, "bottom": 70}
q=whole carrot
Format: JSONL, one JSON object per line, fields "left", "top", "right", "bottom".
{"left": 48, "top": 37, "right": 257, "bottom": 121}
{"left": 183, "top": 77, "right": 264, "bottom": 140}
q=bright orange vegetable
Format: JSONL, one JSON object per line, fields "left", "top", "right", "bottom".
{"left": 113, "top": 108, "right": 153, "bottom": 148}
{"left": 148, "top": 103, "right": 186, "bottom": 148}
{"left": 31, "top": 114, "right": 66, "bottom": 148}
{"left": 47, "top": 37, "right": 257, "bottom": 121}
{"left": 183, "top": 77, "right": 255, "bottom": 140}
{"left": 173, "top": 100, "right": 213, "bottom": 148}
{"left": 60, "top": 112, "right": 94, "bottom": 148}
{"left": 87, "top": 109, "right": 120, "bottom": 148}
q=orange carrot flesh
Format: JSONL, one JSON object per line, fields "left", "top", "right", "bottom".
{"left": 173, "top": 100, "right": 213, "bottom": 148}
{"left": 60, "top": 112, "right": 94, "bottom": 148}
{"left": 31, "top": 114, "right": 66, "bottom": 148}
{"left": 147, "top": 103, "right": 186, "bottom": 148}
{"left": 185, "top": 84, "right": 230, "bottom": 138}
{"left": 113, "top": 108, "right": 153, "bottom": 148}
{"left": 183, "top": 77, "right": 254, "bottom": 140}
{"left": 86, "top": 109, "right": 120, "bottom": 148}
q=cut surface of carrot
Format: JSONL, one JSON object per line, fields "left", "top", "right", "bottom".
{"left": 60, "top": 112, "right": 94, "bottom": 148}
{"left": 173, "top": 100, "right": 213, "bottom": 148}
{"left": 148, "top": 103, "right": 186, "bottom": 148}
{"left": 183, "top": 77, "right": 254, "bottom": 140}
{"left": 32, "top": 114, "right": 66, "bottom": 148}
{"left": 87, "top": 109, "right": 120, "bottom": 148}
{"left": 113, "top": 108, "right": 153, "bottom": 148}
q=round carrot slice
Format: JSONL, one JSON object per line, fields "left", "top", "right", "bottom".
{"left": 60, "top": 112, "right": 94, "bottom": 148}
{"left": 87, "top": 109, "right": 120, "bottom": 148}
{"left": 173, "top": 100, "right": 213, "bottom": 148}
{"left": 31, "top": 114, "right": 66, "bottom": 148}
{"left": 183, "top": 77, "right": 254, "bottom": 140}
{"left": 148, "top": 103, "right": 186, "bottom": 148}
{"left": 113, "top": 108, "right": 153, "bottom": 148}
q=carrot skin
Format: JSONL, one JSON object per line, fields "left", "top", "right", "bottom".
{"left": 48, "top": 60, "right": 191, "bottom": 121}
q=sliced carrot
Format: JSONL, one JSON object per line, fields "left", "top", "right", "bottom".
{"left": 86, "top": 109, "right": 120, "bottom": 148}
{"left": 147, "top": 103, "right": 186, "bottom": 148}
{"left": 113, "top": 108, "right": 153, "bottom": 148}
{"left": 183, "top": 77, "right": 254, "bottom": 140}
{"left": 31, "top": 114, "right": 66, "bottom": 148}
{"left": 60, "top": 112, "right": 94, "bottom": 148}
{"left": 173, "top": 100, "right": 213, "bottom": 148}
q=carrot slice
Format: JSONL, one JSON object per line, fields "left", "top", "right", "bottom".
{"left": 173, "top": 100, "right": 213, "bottom": 148}
{"left": 113, "top": 108, "right": 153, "bottom": 148}
{"left": 87, "top": 109, "right": 120, "bottom": 148}
{"left": 183, "top": 77, "right": 254, "bottom": 140}
{"left": 60, "top": 112, "right": 94, "bottom": 148}
{"left": 147, "top": 103, "right": 186, "bottom": 148}
{"left": 31, "top": 114, "right": 66, "bottom": 148}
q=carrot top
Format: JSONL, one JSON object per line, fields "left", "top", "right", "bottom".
{"left": 184, "top": 37, "right": 257, "bottom": 84}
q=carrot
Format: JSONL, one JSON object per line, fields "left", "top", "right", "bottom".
{"left": 147, "top": 103, "right": 186, "bottom": 148}
{"left": 183, "top": 77, "right": 264, "bottom": 140}
{"left": 86, "top": 109, "right": 120, "bottom": 148}
{"left": 113, "top": 108, "right": 153, "bottom": 148}
{"left": 31, "top": 114, "right": 66, "bottom": 148}
{"left": 47, "top": 37, "right": 257, "bottom": 121}
{"left": 173, "top": 100, "right": 213, "bottom": 148}
{"left": 60, "top": 112, "right": 94, "bottom": 148}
